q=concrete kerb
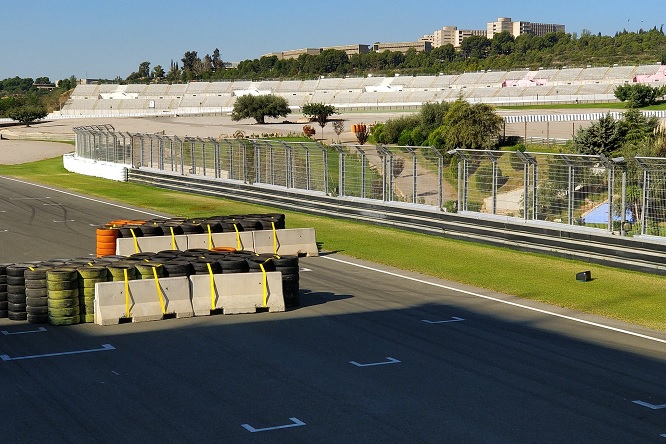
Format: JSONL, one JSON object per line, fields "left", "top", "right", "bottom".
{"left": 94, "top": 276, "right": 194, "bottom": 325}
{"left": 190, "top": 272, "right": 285, "bottom": 316}
{"left": 252, "top": 228, "right": 319, "bottom": 257}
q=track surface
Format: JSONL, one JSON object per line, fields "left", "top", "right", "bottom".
{"left": 0, "top": 176, "right": 665, "bottom": 443}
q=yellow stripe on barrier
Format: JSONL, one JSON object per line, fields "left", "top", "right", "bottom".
{"left": 271, "top": 221, "right": 278, "bottom": 255}
{"left": 152, "top": 267, "right": 166, "bottom": 315}
{"left": 130, "top": 228, "right": 139, "bottom": 254}
{"left": 206, "top": 262, "right": 216, "bottom": 310}
{"left": 170, "top": 226, "right": 176, "bottom": 250}
{"left": 207, "top": 224, "right": 213, "bottom": 250}
{"left": 29, "top": 266, "right": 34, "bottom": 271}
{"left": 233, "top": 224, "right": 242, "bottom": 250}
{"left": 124, "top": 268, "right": 131, "bottom": 318}
{"left": 259, "top": 263, "right": 268, "bottom": 308}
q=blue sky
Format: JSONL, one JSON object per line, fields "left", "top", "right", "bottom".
{"left": 2, "top": 0, "right": 665, "bottom": 81}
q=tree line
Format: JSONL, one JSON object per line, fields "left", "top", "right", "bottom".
{"left": 119, "top": 27, "right": 666, "bottom": 83}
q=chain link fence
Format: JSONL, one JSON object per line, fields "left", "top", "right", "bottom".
{"left": 73, "top": 127, "right": 666, "bottom": 238}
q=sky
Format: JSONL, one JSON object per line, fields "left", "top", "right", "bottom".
{"left": 2, "top": 0, "right": 666, "bottom": 82}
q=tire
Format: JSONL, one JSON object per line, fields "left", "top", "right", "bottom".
{"left": 81, "top": 313, "right": 95, "bottom": 323}
{"left": 77, "top": 267, "right": 109, "bottom": 280}
{"left": 48, "top": 289, "right": 79, "bottom": 300}
{"left": 7, "top": 293, "right": 27, "bottom": 304}
{"left": 191, "top": 260, "right": 222, "bottom": 274}
{"left": 272, "top": 255, "right": 299, "bottom": 268}
{"left": 8, "top": 311, "right": 27, "bottom": 321}
{"left": 6, "top": 276, "right": 26, "bottom": 286}
{"left": 0, "top": 309, "right": 7, "bottom": 318}
{"left": 49, "top": 306, "right": 80, "bottom": 317}
{"left": 27, "top": 313, "right": 48, "bottom": 324}
{"left": 6, "top": 264, "right": 31, "bottom": 278}
{"left": 25, "top": 279, "right": 47, "bottom": 289}
{"left": 25, "top": 288, "right": 48, "bottom": 298}
{"left": 8, "top": 302, "right": 26, "bottom": 312}
{"left": 276, "top": 266, "right": 299, "bottom": 276}
{"left": 0, "top": 291, "right": 6, "bottom": 302}
{"left": 0, "top": 300, "right": 7, "bottom": 310}
{"left": 281, "top": 273, "right": 300, "bottom": 283}
{"left": 48, "top": 298, "right": 78, "bottom": 309}
{"left": 79, "top": 287, "right": 96, "bottom": 298}
{"left": 47, "top": 269, "right": 78, "bottom": 281}
{"left": 27, "top": 305, "right": 48, "bottom": 316}
{"left": 26, "top": 296, "right": 48, "bottom": 307}
{"left": 47, "top": 280, "right": 78, "bottom": 291}
{"left": 7, "top": 285, "right": 26, "bottom": 295}
{"left": 24, "top": 268, "right": 50, "bottom": 280}
{"left": 48, "top": 315, "right": 79, "bottom": 326}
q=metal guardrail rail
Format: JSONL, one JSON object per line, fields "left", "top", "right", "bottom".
{"left": 128, "top": 167, "right": 666, "bottom": 276}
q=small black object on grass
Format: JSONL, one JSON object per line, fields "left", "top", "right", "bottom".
{"left": 576, "top": 271, "right": 592, "bottom": 282}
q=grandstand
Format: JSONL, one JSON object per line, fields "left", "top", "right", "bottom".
{"left": 58, "top": 64, "right": 664, "bottom": 117}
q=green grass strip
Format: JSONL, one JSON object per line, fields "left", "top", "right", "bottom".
{"left": 2, "top": 156, "right": 665, "bottom": 332}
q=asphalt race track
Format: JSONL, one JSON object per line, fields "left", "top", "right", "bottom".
{"left": 0, "top": 175, "right": 665, "bottom": 443}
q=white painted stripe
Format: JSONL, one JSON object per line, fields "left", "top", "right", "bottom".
{"left": 0, "top": 344, "right": 115, "bottom": 361}
{"left": 350, "top": 357, "right": 401, "bottom": 367}
{"left": 323, "top": 256, "right": 666, "bottom": 345}
{"left": 0, "top": 176, "right": 164, "bottom": 218}
{"left": 241, "top": 417, "right": 305, "bottom": 432}
{"left": 633, "top": 400, "right": 666, "bottom": 410}
{"left": 1, "top": 326, "right": 47, "bottom": 335}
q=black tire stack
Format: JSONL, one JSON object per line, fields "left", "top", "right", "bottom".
{"left": 77, "top": 266, "right": 109, "bottom": 323}
{"left": 0, "top": 264, "right": 8, "bottom": 318}
{"left": 6, "top": 264, "right": 30, "bottom": 321}
{"left": 47, "top": 269, "right": 80, "bottom": 326}
{"left": 24, "top": 267, "right": 50, "bottom": 324}
{"left": 273, "top": 255, "right": 300, "bottom": 307}
{"left": 134, "top": 262, "right": 165, "bottom": 280}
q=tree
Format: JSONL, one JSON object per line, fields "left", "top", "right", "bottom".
{"left": 231, "top": 94, "right": 291, "bottom": 124}
{"left": 152, "top": 65, "right": 165, "bottom": 80}
{"left": 302, "top": 102, "right": 338, "bottom": 142}
{"left": 332, "top": 120, "right": 345, "bottom": 143}
{"left": 427, "top": 99, "right": 504, "bottom": 151}
{"left": 573, "top": 113, "right": 624, "bottom": 155}
{"left": 8, "top": 105, "right": 48, "bottom": 126}
{"left": 614, "top": 83, "right": 666, "bottom": 108}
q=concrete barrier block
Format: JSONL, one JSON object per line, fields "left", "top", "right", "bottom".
{"left": 186, "top": 232, "right": 254, "bottom": 251}
{"left": 252, "top": 228, "right": 319, "bottom": 257}
{"left": 94, "top": 276, "right": 193, "bottom": 325}
{"left": 116, "top": 235, "right": 188, "bottom": 256}
{"left": 190, "top": 272, "right": 284, "bottom": 316}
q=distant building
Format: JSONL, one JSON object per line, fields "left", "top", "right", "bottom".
{"left": 486, "top": 17, "right": 565, "bottom": 39}
{"left": 322, "top": 44, "right": 371, "bottom": 56}
{"left": 433, "top": 26, "right": 487, "bottom": 48}
{"left": 373, "top": 41, "right": 432, "bottom": 53}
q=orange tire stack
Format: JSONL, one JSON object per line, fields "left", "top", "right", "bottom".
{"left": 96, "top": 227, "right": 120, "bottom": 257}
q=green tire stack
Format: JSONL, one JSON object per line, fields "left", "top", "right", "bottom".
{"left": 134, "top": 262, "right": 165, "bottom": 280}
{"left": 77, "top": 266, "right": 108, "bottom": 324}
{"left": 47, "top": 269, "right": 80, "bottom": 326}
{"left": 24, "top": 267, "right": 50, "bottom": 324}
{"left": 107, "top": 263, "right": 138, "bottom": 282}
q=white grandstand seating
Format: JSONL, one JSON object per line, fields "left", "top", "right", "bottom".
{"left": 606, "top": 65, "right": 637, "bottom": 79}
{"left": 550, "top": 84, "right": 580, "bottom": 95}
{"left": 503, "top": 70, "right": 529, "bottom": 80}
{"left": 634, "top": 64, "right": 661, "bottom": 75}
{"left": 578, "top": 84, "right": 614, "bottom": 94}
{"left": 403, "top": 76, "right": 437, "bottom": 88}
{"left": 93, "top": 99, "right": 122, "bottom": 110}
{"left": 202, "top": 95, "right": 234, "bottom": 107}
{"left": 229, "top": 80, "right": 253, "bottom": 90}
{"left": 124, "top": 84, "right": 147, "bottom": 94}
{"left": 145, "top": 84, "right": 169, "bottom": 96}
{"left": 577, "top": 67, "right": 611, "bottom": 81}
{"left": 532, "top": 69, "right": 559, "bottom": 80}
{"left": 550, "top": 68, "right": 583, "bottom": 82}
{"left": 178, "top": 96, "right": 206, "bottom": 107}
{"left": 97, "top": 84, "right": 117, "bottom": 94}
{"left": 333, "top": 91, "right": 363, "bottom": 104}
{"left": 70, "top": 84, "right": 98, "bottom": 97}
{"left": 278, "top": 92, "right": 312, "bottom": 107}
{"left": 317, "top": 78, "right": 344, "bottom": 90}
{"left": 185, "top": 82, "right": 211, "bottom": 94}
{"left": 167, "top": 84, "right": 188, "bottom": 96}
{"left": 451, "top": 72, "right": 484, "bottom": 85}
{"left": 407, "top": 90, "right": 442, "bottom": 102}
{"left": 478, "top": 71, "right": 508, "bottom": 85}
{"left": 430, "top": 75, "right": 458, "bottom": 88}
{"left": 297, "top": 80, "right": 319, "bottom": 92}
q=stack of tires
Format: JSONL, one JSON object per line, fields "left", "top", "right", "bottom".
{"left": 134, "top": 262, "right": 165, "bottom": 280}
{"left": 107, "top": 263, "right": 138, "bottom": 282}
{"left": 47, "top": 269, "right": 80, "bottom": 326}
{"left": 273, "top": 255, "right": 300, "bottom": 307}
{"left": 0, "top": 264, "right": 8, "bottom": 318}
{"left": 6, "top": 264, "right": 30, "bottom": 321}
{"left": 24, "top": 267, "right": 50, "bottom": 324}
{"left": 77, "top": 266, "right": 108, "bottom": 323}
{"left": 96, "top": 227, "right": 120, "bottom": 257}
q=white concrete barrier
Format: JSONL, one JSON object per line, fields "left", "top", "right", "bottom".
{"left": 94, "top": 276, "right": 194, "bottom": 325}
{"left": 186, "top": 232, "right": 254, "bottom": 251}
{"left": 252, "top": 228, "right": 318, "bottom": 256}
{"left": 116, "top": 235, "right": 188, "bottom": 256}
{"left": 190, "top": 272, "right": 285, "bottom": 316}
{"left": 63, "top": 154, "right": 129, "bottom": 181}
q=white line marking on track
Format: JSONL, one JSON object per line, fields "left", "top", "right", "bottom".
{"left": 300, "top": 267, "right": 312, "bottom": 272}
{"left": 9, "top": 197, "right": 51, "bottom": 200}
{"left": 53, "top": 220, "right": 75, "bottom": 223}
{"left": 323, "top": 256, "right": 666, "bottom": 345}
{"left": 633, "top": 400, "right": 666, "bottom": 410}
{"left": 1, "top": 326, "right": 47, "bottom": 335}
{"left": 241, "top": 417, "right": 305, "bottom": 432}
{"left": 0, "top": 176, "right": 164, "bottom": 218}
{"left": 350, "top": 357, "right": 401, "bottom": 367}
{"left": 422, "top": 317, "right": 465, "bottom": 324}
{"left": 1, "top": 344, "right": 115, "bottom": 361}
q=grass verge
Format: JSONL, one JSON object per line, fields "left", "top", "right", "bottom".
{"left": 1, "top": 157, "right": 665, "bottom": 332}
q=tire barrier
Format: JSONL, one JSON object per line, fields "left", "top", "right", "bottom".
{"left": 96, "top": 227, "right": 119, "bottom": 257}
{"left": 0, "top": 264, "right": 8, "bottom": 318}
{"left": 47, "top": 269, "right": 80, "bottom": 326}
{"left": 24, "top": 266, "right": 50, "bottom": 324}
{"left": 6, "top": 264, "right": 30, "bottom": 321}
{"left": 77, "top": 266, "right": 108, "bottom": 323}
